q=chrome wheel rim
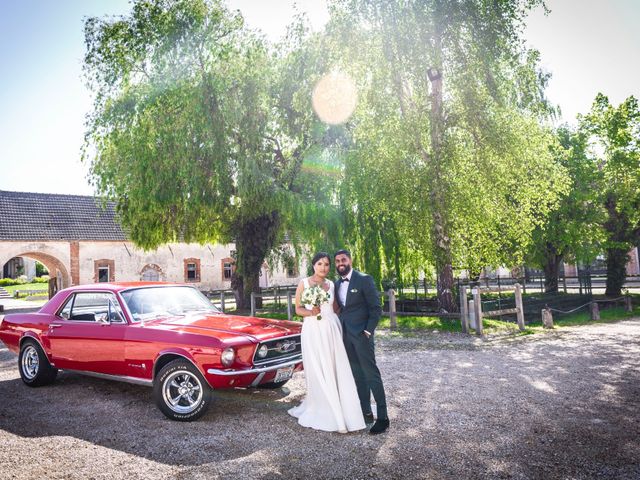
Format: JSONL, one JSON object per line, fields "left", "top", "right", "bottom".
{"left": 162, "top": 370, "right": 203, "bottom": 414}
{"left": 21, "top": 345, "right": 39, "bottom": 380}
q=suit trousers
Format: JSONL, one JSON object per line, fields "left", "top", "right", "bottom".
{"left": 343, "top": 330, "right": 388, "bottom": 420}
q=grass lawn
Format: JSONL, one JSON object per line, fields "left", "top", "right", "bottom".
{"left": 3, "top": 282, "right": 48, "bottom": 297}
{"left": 250, "top": 304, "right": 640, "bottom": 336}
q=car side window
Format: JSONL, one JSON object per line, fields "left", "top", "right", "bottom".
{"left": 66, "top": 292, "right": 125, "bottom": 323}
{"left": 58, "top": 295, "right": 74, "bottom": 319}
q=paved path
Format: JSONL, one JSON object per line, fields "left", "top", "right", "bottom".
{"left": 0, "top": 319, "right": 638, "bottom": 479}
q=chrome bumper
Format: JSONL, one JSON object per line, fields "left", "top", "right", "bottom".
{"left": 206, "top": 354, "right": 302, "bottom": 376}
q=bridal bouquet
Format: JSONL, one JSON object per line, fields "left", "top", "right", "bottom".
{"left": 301, "top": 285, "right": 330, "bottom": 320}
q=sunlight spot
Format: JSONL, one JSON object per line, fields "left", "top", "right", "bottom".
{"left": 456, "top": 362, "right": 474, "bottom": 368}
{"left": 530, "top": 380, "right": 557, "bottom": 394}
{"left": 311, "top": 71, "right": 357, "bottom": 125}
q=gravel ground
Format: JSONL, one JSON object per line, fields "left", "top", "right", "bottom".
{"left": 0, "top": 318, "right": 639, "bottom": 480}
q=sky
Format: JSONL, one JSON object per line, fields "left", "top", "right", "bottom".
{"left": 0, "top": 0, "right": 638, "bottom": 196}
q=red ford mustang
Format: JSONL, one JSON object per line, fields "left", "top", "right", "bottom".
{"left": 0, "top": 282, "right": 302, "bottom": 421}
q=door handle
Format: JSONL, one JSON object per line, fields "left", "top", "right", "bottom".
{"left": 49, "top": 324, "right": 63, "bottom": 329}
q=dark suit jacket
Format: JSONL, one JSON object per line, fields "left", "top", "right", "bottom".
{"left": 335, "top": 270, "right": 382, "bottom": 336}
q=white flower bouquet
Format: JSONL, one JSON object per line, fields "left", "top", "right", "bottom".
{"left": 301, "top": 284, "right": 330, "bottom": 320}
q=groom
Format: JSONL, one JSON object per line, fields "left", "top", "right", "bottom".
{"left": 334, "top": 249, "right": 389, "bottom": 434}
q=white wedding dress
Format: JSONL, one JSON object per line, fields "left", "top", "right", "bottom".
{"left": 288, "top": 279, "right": 366, "bottom": 433}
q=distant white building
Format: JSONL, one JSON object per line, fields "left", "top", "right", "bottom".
{"left": 0, "top": 190, "right": 302, "bottom": 290}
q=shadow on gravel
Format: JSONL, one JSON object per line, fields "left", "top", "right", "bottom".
{"left": 370, "top": 326, "right": 640, "bottom": 479}
{"left": 0, "top": 358, "right": 305, "bottom": 467}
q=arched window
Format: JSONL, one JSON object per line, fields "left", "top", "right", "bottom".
{"left": 140, "top": 264, "right": 162, "bottom": 281}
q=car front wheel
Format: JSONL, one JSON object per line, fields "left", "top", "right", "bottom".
{"left": 18, "top": 339, "right": 58, "bottom": 387}
{"left": 154, "top": 360, "right": 212, "bottom": 421}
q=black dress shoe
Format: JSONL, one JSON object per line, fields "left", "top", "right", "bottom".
{"left": 363, "top": 413, "right": 375, "bottom": 425}
{"left": 369, "top": 418, "right": 389, "bottom": 434}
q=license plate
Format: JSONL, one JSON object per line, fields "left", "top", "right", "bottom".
{"left": 274, "top": 366, "right": 294, "bottom": 382}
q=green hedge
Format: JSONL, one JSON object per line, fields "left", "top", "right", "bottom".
{"left": 0, "top": 276, "right": 49, "bottom": 287}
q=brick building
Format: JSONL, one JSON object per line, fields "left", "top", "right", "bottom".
{"left": 0, "top": 190, "right": 301, "bottom": 290}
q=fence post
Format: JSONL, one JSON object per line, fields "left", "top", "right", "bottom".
{"left": 542, "top": 308, "right": 554, "bottom": 328}
{"left": 459, "top": 286, "right": 469, "bottom": 334}
{"left": 473, "top": 287, "right": 483, "bottom": 335}
{"left": 625, "top": 295, "right": 633, "bottom": 312}
{"left": 590, "top": 302, "right": 600, "bottom": 321}
{"left": 562, "top": 274, "right": 567, "bottom": 294}
{"left": 220, "top": 291, "right": 226, "bottom": 313}
{"left": 286, "top": 290, "right": 293, "bottom": 321}
{"left": 250, "top": 292, "right": 256, "bottom": 317}
{"left": 388, "top": 289, "right": 397, "bottom": 330}
{"left": 515, "top": 283, "right": 525, "bottom": 331}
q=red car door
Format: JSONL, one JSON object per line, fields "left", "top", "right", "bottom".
{"left": 47, "top": 291, "right": 127, "bottom": 376}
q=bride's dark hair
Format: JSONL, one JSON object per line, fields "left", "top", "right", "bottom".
{"left": 311, "top": 252, "right": 331, "bottom": 266}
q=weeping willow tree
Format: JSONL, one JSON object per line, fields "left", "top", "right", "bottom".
{"left": 324, "top": 0, "right": 567, "bottom": 310}
{"left": 83, "top": 0, "right": 342, "bottom": 308}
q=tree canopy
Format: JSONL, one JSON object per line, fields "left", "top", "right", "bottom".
{"left": 83, "top": 0, "right": 343, "bottom": 307}
{"left": 320, "top": 0, "right": 566, "bottom": 309}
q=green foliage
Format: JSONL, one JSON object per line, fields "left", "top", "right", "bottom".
{"left": 0, "top": 278, "right": 24, "bottom": 287}
{"left": 580, "top": 94, "right": 640, "bottom": 295}
{"left": 527, "top": 125, "right": 605, "bottom": 291}
{"left": 83, "top": 1, "right": 342, "bottom": 306}
{"left": 322, "top": 0, "right": 565, "bottom": 305}
{"left": 35, "top": 261, "right": 48, "bottom": 277}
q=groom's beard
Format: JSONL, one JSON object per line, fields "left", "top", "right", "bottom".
{"left": 337, "top": 265, "right": 351, "bottom": 276}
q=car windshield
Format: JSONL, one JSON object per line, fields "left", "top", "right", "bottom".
{"left": 120, "top": 286, "right": 221, "bottom": 322}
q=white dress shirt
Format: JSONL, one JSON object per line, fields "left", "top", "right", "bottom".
{"left": 338, "top": 270, "right": 352, "bottom": 306}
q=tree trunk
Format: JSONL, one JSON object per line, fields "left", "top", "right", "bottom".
{"left": 542, "top": 243, "right": 562, "bottom": 293}
{"left": 604, "top": 195, "right": 630, "bottom": 297}
{"left": 605, "top": 247, "right": 628, "bottom": 297}
{"left": 427, "top": 48, "right": 457, "bottom": 313}
{"left": 233, "top": 211, "right": 280, "bottom": 311}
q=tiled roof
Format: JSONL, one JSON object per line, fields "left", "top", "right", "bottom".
{"left": 0, "top": 190, "right": 127, "bottom": 241}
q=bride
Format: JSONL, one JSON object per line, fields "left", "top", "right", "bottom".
{"left": 288, "top": 252, "right": 366, "bottom": 433}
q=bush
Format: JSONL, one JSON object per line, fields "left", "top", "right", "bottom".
{"left": 33, "top": 276, "right": 50, "bottom": 283}
{"left": 35, "top": 261, "right": 49, "bottom": 276}
{"left": 0, "top": 277, "right": 28, "bottom": 287}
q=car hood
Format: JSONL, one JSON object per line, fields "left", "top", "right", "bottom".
{"left": 143, "top": 313, "right": 301, "bottom": 342}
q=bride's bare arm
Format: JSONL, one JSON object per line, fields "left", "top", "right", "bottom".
{"left": 333, "top": 287, "right": 341, "bottom": 314}
{"left": 295, "top": 280, "right": 320, "bottom": 317}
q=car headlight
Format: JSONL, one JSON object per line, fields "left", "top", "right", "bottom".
{"left": 257, "top": 344, "right": 268, "bottom": 358}
{"left": 221, "top": 347, "right": 235, "bottom": 366}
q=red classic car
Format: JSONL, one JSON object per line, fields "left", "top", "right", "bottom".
{"left": 0, "top": 282, "right": 302, "bottom": 421}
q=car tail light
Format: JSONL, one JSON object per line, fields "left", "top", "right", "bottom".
{"left": 221, "top": 347, "right": 235, "bottom": 366}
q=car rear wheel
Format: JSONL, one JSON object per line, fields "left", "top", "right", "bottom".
{"left": 18, "top": 339, "right": 58, "bottom": 387}
{"left": 154, "top": 360, "right": 212, "bottom": 421}
{"left": 257, "top": 379, "right": 290, "bottom": 389}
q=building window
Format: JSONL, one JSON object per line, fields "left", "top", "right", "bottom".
{"left": 221, "top": 257, "right": 235, "bottom": 281}
{"left": 94, "top": 259, "right": 115, "bottom": 283}
{"left": 140, "top": 264, "right": 162, "bottom": 281}
{"left": 183, "top": 258, "right": 201, "bottom": 282}
{"left": 98, "top": 266, "right": 109, "bottom": 283}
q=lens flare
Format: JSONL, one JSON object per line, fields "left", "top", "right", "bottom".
{"left": 311, "top": 71, "right": 357, "bottom": 125}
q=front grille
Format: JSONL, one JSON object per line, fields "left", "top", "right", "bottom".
{"left": 253, "top": 334, "right": 302, "bottom": 365}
